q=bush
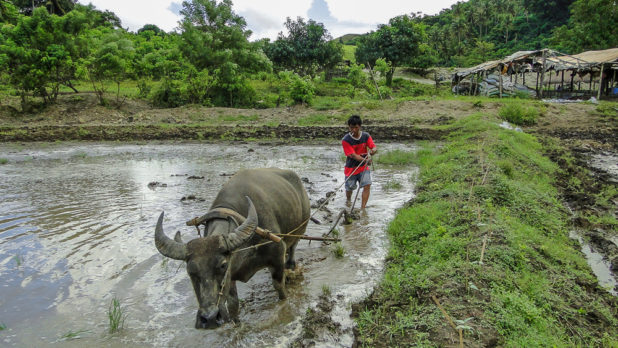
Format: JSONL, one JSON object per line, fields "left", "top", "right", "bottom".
{"left": 149, "top": 79, "right": 185, "bottom": 108}
{"left": 498, "top": 103, "right": 539, "bottom": 126}
{"left": 378, "top": 86, "right": 392, "bottom": 98}
{"left": 290, "top": 74, "right": 315, "bottom": 104}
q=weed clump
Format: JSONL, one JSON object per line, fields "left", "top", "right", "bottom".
{"left": 332, "top": 243, "right": 345, "bottom": 258}
{"left": 107, "top": 297, "right": 127, "bottom": 334}
{"left": 498, "top": 103, "right": 539, "bottom": 126}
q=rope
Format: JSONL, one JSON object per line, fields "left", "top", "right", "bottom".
{"left": 213, "top": 155, "right": 372, "bottom": 306}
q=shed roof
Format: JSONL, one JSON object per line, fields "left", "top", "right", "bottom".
{"left": 454, "top": 47, "right": 618, "bottom": 78}
{"left": 546, "top": 47, "right": 618, "bottom": 71}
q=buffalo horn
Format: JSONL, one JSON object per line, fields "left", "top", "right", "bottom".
{"left": 155, "top": 212, "right": 188, "bottom": 260}
{"left": 226, "top": 196, "right": 258, "bottom": 250}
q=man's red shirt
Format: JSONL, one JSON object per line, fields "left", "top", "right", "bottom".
{"left": 342, "top": 131, "right": 375, "bottom": 176}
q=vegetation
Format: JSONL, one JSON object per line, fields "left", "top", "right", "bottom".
{"left": 355, "top": 15, "right": 431, "bottom": 86}
{"left": 332, "top": 243, "right": 345, "bottom": 258}
{"left": 498, "top": 103, "right": 540, "bottom": 126}
{"left": 355, "top": 115, "right": 618, "bottom": 346}
{"left": 59, "top": 329, "right": 90, "bottom": 340}
{"left": 107, "top": 297, "right": 127, "bottom": 334}
{"left": 264, "top": 17, "right": 342, "bottom": 76}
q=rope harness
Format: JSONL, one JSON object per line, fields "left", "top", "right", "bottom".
{"left": 190, "top": 156, "right": 372, "bottom": 307}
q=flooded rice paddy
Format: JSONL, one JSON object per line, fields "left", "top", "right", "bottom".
{"left": 0, "top": 141, "right": 418, "bottom": 347}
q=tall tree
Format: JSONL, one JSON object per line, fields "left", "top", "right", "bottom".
{"left": 355, "top": 15, "right": 428, "bottom": 86}
{"left": 0, "top": 6, "right": 89, "bottom": 108}
{"left": 10, "top": 0, "right": 76, "bottom": 16}
{"left": 551, "top": 0, "right": 618, "bottom": 53}
{"left": 264, "top": 16, "right": 343, "bottom": 76}
{"left": 178, "top": 0, "right": 270, "bottom": 106}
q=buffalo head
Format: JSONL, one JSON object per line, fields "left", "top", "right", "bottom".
{"left": 155, "top": 196, "right": 258, "bottom": 329}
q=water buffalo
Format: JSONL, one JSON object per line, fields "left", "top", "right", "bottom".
{"left": 154, "top": 168, "right": 310, "bottom": 329}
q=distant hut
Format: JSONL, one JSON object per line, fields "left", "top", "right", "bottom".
{"left": 451, "top": 48, "right": 618, "bottom": 100}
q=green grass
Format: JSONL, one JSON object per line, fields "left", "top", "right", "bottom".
{"left": 219, "top": 114, "right": 260, "bottom": 123}
{"left": 0, "top": 322, "right": 6, "bottom": 330}
{"left": 332, "top": 243, "right": 345, "bottom": 258}
{"left": 107, "top": 297, "right": 127, "bottom": 334}
{"left": 355, "top": 114, "right": 618, "bottom": 347}
{"left": 376, "top": 149, "right": 418, "bottom": 165}
{"left": 0, "top": 158, "right": 7, "bottom": 165}
{"left": 297, "top": 113, "right": 346, "bottom": 126}
{"left": 383, "top": 179, "right": 403, "bottom": 190}
{"left": 498, "top": 103, "right": 540, "bottom": 126}
{"left": 321, "top": 284, "right": 332, "bottom": 296}
{"left": 59, "top": 329, "right": 90, "bottom": 340}
{"left": 343, "top": 45, "right": 357, "bottom": 63}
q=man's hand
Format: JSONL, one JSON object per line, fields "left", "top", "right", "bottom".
{"left": 370, "top": 148, "right": 377, "bottom": 156}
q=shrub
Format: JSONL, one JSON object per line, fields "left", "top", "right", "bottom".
{"left": 290, "top": 74, "right": 315, "bottom": 104}
{"left": 498, "top": 103, "right": 538, "bottom": 126}
{"left": 149, "top": 79, "right": 185, "bottom": 108}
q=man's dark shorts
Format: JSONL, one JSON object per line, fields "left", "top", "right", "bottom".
{"left": 345, "top": 170, "right": 372, "bottom": 191}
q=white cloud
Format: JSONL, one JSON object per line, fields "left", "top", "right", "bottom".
{"left": 78, "top": 0, "right": 460, "bottom": 39}
{"left": 79, "top": 0, "right": 182, "bottom": 32}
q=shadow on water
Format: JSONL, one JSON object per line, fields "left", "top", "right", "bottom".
{"left": 0, "top": 141, "right": 418, "bottom": 347}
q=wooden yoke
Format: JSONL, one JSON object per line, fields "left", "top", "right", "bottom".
{"left": 186, "top": 208, "right": 282, "bottom": 243}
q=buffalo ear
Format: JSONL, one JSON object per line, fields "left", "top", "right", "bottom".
{"left": 174, "top": 231, "right": 183, "bottom": 243}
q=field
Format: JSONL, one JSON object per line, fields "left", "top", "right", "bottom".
{"left": 0, "top": 80, "right": 616, "bottom": 346}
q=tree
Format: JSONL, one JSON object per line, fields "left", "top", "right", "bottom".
{"left": 137, "top": 24, "right": 166, "bottom": 37}
{"left": 10, "top": 0, "right": 76, "bottom": 16}
{"left": 264, "top": 16, "right": 343, "bottom": 76}
{"left": 79, "top": 29, "right": 134, "bottom": 105}
{"left": 355, "top": 15, "right": 427, "bottom": 86}
{"left": 178, "top": 0, "right": 270, "bottom": 106}
{"left": 551, "top": 0, "right": 618, "bottom": 53}
{"left": 0, "top": 6, "right": 89, "bottom": 108}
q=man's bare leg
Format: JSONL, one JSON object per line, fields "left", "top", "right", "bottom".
{"left": 361, "top": 184, "right": 371, "bottom": 209}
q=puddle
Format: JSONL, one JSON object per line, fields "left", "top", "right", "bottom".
{"left": 569, "top": 230, "right": 618, "bottom": 296}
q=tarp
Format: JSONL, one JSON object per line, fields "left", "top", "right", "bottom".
{"left": 545, "top": 48, "right": 618, "bottom": 71}
{"left": 454, "top": 50, "right": 547, "bottom": 78}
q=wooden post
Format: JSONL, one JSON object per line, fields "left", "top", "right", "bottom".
{"left": 597, "top": 63, "right": 605, "bottom": 99}
{"left": 499, "top": 74, "right": 503, "bottom": 98}
{"left": 561, "top": 70, "right": 565, "bottom": 97}
{"left": 548, "top": 71, "right": 552, "bottom": 97}
{"left": 539, "top": 49, "right": 547, "bottom": 98}
{"left": 570, "top": 71, "right": 574, "bottom": 91}
{"left": 366, "top": 62, "right": 383, "bottom": 100}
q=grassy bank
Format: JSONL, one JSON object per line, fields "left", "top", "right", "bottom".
{"left": 354, "top": 114, "right": 618, "bottom": 347}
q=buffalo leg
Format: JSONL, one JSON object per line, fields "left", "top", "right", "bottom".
{"left": 270, "top": 241, "right": 287, "bottom": 299}
{"left": 285, "top": 239, "right": 299, "bottom": 270}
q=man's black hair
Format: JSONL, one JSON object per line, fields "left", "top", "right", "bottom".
{"left": 347, "top": 115, "right": 362, "bottom": 126}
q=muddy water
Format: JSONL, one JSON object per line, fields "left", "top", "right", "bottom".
{"left": 569, "top": 151, "right": 618, "bottom": 296}
{"left": 0, "top": 141, "right": 417, "bottom": 347}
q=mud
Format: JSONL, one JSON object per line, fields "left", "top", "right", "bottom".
{"left": 0, "top": 124, "right": 444, "bottom": 142}
{"left": 546, "top": 141, "right": 618, "bottom": 295}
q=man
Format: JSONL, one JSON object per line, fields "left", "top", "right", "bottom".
{"left": 342, "top": 115, "right": 377, "bottom": 209}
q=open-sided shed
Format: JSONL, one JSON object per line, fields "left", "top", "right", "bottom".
{"left": 452, "top": 48, "right": 618, "bottom": 100}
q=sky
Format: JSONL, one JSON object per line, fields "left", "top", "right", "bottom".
{"left": 78, "top": 0, "right": 461, "bottom": 40}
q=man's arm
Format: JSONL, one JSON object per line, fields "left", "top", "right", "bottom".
{"left": 367, "top": 135, "right": 377, "bottom": 156}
